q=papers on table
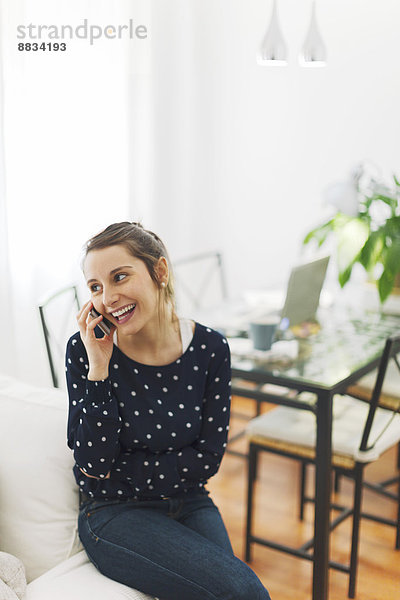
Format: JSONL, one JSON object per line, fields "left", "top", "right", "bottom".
{"left": 227, "top": 337, "right": 299, "bottom": 362}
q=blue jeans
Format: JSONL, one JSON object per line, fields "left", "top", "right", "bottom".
{"left": 78, "top": 490, "right": 271, "bottom": 600}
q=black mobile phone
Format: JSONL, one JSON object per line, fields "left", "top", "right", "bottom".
{"left": 90, "top": 308, "right": 113, "bottom": 336}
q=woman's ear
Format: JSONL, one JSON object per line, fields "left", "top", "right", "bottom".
{"left": 156, "top": 256, "right": 169, "bottom": 285}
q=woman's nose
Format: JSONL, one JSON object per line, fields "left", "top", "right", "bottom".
{"left": 102, "top": 287, "right": 119, "bottom": 309}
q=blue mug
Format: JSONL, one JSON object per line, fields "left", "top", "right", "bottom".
{"left": 249, "top": 319, "right": 279, "bottom": 351}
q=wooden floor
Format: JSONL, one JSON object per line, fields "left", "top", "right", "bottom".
{"left": 207, "top": 397, "right": 400, "bottom": 600}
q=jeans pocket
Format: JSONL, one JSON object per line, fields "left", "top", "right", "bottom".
{"left": 82, "top": 498, "right": 122, "bottom": 516}
{"left": 84, "top": 500, "right": 132, "bottom": 542}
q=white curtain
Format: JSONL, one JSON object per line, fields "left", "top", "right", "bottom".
{"left": 0, "top": 0, "right": 150, "bottom": 385}
{"left": 0, "top": 3, "right": 16, "bottom": 375}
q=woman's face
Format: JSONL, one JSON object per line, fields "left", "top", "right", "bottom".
{"left": 83, "top": 245, "right": 166, "bottom": 336}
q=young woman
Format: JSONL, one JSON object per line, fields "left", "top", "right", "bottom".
{"left": 66, "top": 222, "right": 271, "bottom": 600}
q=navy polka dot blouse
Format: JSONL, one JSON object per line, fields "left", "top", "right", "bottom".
{"left": 66, "top": 322, "right": 231, "bottom": 500}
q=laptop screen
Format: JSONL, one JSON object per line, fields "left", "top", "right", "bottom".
{"left": 280, "top": 256, "right": 330, "bottom": 326}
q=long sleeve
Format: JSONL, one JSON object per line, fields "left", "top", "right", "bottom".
{"left": 66, "top": 335, "right": 123, "bottom": 479}
{"left": 176, "top": 338, "right": 231, "bottom": 479}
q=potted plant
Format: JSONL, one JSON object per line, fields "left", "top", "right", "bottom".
{"left": 303, "top": 164, "right": 400, "bottom": 303}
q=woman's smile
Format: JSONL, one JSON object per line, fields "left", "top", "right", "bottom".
{"left": 110, "top": 303, "right": 137, "bottom": 324}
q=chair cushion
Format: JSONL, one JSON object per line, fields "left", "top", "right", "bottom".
{"left": 0, "top": 375, "right": 81, "bottom": 582}
{"left": 354, "top": 360, "right": 400, "bottom": 400}
{"left": 26, "top": 551, "right": 154, "bottom": 600}
{"left": 246, "top": 393, "right": 400, "bottom": 464}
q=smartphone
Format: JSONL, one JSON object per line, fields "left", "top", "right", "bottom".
{"left": 89, "top": 308, "right": 113, "bottom": 336}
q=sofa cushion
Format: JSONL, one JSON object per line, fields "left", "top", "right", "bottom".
{"left": 0, "top": 375, "right": 81, "bottom": 582}
{"left": 26, "top": 551, "right": 154, "bottom": 600}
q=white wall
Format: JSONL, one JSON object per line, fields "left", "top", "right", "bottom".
{"left": 1, "top": 0, "right": 399, "bottom": 385}
{"left": 144, "top": 0, "right": 400, "bottom": 295}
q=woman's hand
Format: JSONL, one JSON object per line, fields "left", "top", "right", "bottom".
{"left": 77, "top": 300, "right": 116, "bottom": 381}
{"left": 79, "top": 467, "right": 110, "bottom": 480}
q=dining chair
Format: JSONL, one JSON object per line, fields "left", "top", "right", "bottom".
{"left": 38, "top": 285, "right": 81, "bottom": 388}
{"left": 245, "top": 332, "right": 400, "bottom": 599}
{"left": 172, "top": 251, "right": 228, "bottom": 316}
{"left": 173, "top": 251, "right": 266, "bottom": 457}
{"left": 345, "top": 372, "right": 400, "bottom": 500}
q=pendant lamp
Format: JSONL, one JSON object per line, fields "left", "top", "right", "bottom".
{"left": 257, "top": 0, "right": 288, "bottom": 66}
{"left": 299, "top": 0, "right": 327, "bottom": 67}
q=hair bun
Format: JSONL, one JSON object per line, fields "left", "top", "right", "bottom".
{"left": 130, "top": 221, "right": 144, "bottom": 230}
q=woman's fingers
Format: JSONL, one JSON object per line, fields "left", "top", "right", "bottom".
{"left": 79, "top": 467, "right": 111, "bottom": 480}
{"left": 77, "top": 301, "right": 103, "bottom": 336}
{"left": 79, "top": 467, "right": 98, "bottom": 479}
{"left": 77, "top": 300, "right": 92, "bottom": 326}
{"left": 75, "top": 300, "right": 114, "bottom": 371}
{"left": 86, "top": 312, "right": 103, "bottom": 331}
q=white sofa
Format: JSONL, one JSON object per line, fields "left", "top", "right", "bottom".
{"left": 0, "top": 374, "right": 154, "bottom": 600}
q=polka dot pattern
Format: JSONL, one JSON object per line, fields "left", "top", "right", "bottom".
{"left": 66, "top": 322, "right": 231, "bottom": 500}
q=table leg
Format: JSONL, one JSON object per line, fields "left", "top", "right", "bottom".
{"left": 313, "top": 390, "right": 333, "bottom": 600}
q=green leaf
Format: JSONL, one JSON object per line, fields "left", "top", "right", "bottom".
{"left": 394, "top": 174, "right": 400, "bottom": 187}
{"left": 378, "top": 271, "right": 395, "bottom": 303}
{"left": 373, "top": 194, "right": 398, "bottom": 212}
{"left": 303, "top": 219, "right": 335, "bottom": 246}
{"left": 377, "top": 240, "right": 400, "bottom": 302}
{"left": 383, "top": 215, "right": 400, "bottom": 240}
{"left": 336, "top": 219, "right": 369, "bottom": 282}
{"left": 385, "top": 239, "right": 400, "bottom": 275}
{"left": 359, "top": 231, "right": 384, "bottom": 271}
{"left": 331, "top": 213, "right": 354, "bottom": 230}
{"left": 338, "top": 265, "right": 353, "bottom": 288}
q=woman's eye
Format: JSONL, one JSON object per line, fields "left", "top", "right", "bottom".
{"left": 90, "top": 283, "right": 101, "bottom": 293}
{"left": 115, "top": 273, "right": 127, "bottom": 282}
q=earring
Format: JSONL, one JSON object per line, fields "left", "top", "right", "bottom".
{"left": 161, "top": 282, "right": 166, "bottom": 288}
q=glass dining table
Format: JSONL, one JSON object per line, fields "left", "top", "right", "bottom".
{"left": 226, "top": 308, "right": 400, "bottom": 600}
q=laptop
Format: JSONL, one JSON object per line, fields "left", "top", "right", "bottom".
{"left": 196, "top": 255, "right": 330, "bottom": 334}
{"left": 279, "top": 255, "right": 330, "bottom": 327}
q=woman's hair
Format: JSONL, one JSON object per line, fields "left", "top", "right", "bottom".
{"left": 83, "top": 221, "right": 176, "bottom": 325}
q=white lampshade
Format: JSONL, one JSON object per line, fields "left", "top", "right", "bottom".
{"left": 257, "top": 0, "right": 288, "bottom": 66}
{"left": 299, "top": 1, "right": 327, "bottom": 67}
